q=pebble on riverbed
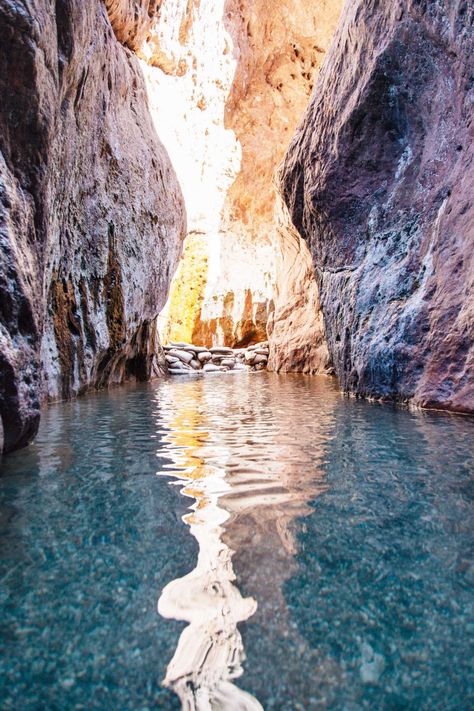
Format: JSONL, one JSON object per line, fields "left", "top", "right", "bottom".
{"left": 163, "top": 341, "right": 269, "bottom": 376}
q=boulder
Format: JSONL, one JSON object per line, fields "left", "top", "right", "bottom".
{"left": 221, "top": 359, "right": 236, "bottom": 369}
{"left": 169, "top": 349, "right": 194, "bottom": 364}
{"left": 280, "top": 0, "right": 474, "bottom": 413}
{"left": 197, "top": 351, "right": 212, "bottom": 363}
{"left": 203, "top": 364, "right": 226, "bottom": 373}
{"left": 170, "top": 342, "right": 193, "bottom": 349}
{"left": 210, "top": 346, "right": 233, "bottom": 354}
{"left": 184, "top": 345, "right": 209, "bottom": 354}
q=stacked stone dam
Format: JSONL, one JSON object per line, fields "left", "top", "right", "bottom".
{"left": 164, "top": 342, "right": 269, "bottom": 375}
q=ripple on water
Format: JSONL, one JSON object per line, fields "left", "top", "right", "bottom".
{"left": 0, "top": 372, "right": 473, "bottom": 710}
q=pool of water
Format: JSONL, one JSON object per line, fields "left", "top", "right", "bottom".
{"left": 0, "top": 372, "right": 473, "bottom": 710}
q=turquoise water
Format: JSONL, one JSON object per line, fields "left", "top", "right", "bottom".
{"left": 0, "top": 373, "right": 473, "bottom": 710}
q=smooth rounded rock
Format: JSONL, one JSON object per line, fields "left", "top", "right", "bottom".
{"left": 170, "top": 342, "right": 193, "bottom": 349}
{"left": 169, "top": 349, "right": 194, "bottom": 364}
{"left": 197, "top": 351, "right": 212, "bottom": 363}
{"left": 221, "top": 358, "right": 236, "bottom": 369}
{"left": 210, "top": 346, "right": 233, "bottom": 354}
{"left": 203, "top": 364, "right": 225, "bottom": 373}
{"left": 184, "top": 346, "right": 209, "bottom": 354}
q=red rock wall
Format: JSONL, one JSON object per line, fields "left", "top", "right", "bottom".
{"left": 0, "top": 0, "right": 185, "bottom": 453}
{"left": 281, "top": 0, "right": 474, "bottom": 412}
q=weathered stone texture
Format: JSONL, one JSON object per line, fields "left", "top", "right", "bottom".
{"left": 104, "top": 0, "right": 161, "bottom": 51}
{"left": 281, "top": 0, "right": 474, "bottom": 412}
{"left": 267, "top": 198, "right": 332, "bottom": 375}
{"left": 0, "top": 0, "right": 185, "bottom": 452}
{"left": 155, "top": 0, "right": 342, "bottom": 352}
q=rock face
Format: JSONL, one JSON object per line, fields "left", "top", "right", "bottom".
{"left": 155, "top": 0, "right": 342, "bottom": 350}
{"left": 267, "top": 197, "right": 332, "bottom": 375}
{"left": 0, "top": 0, "right": 185, "bottom": 452}
{"left": 281, "top": 0, "right": 474, "bottom": 412}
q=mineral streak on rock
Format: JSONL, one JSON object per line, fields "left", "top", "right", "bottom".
{"left": 0, "top": 0, "right": 185, "bottom": 452}
{"left": 281, "top": 0, "right": 474, "bottom": 412}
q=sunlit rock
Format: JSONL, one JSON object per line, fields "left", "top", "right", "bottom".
{"left": 152, "top": 0, "right": 343, "bottom": 351}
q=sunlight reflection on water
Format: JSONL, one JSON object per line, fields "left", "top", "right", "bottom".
{"left": 0, "top": 372, "right": 473, "bottom": 710}
{"left": 153, "top": 373, "right": 337, "bottom": 709}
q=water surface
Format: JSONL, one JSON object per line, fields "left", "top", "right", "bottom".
{"left": 0, "top": 373, "right": 473, "bottom": 709}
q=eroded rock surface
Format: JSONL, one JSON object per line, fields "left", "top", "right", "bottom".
{"left": 267, "top": 198, "right": 332, "bottom": 375}
{"left": 281, "top": 0, "right": 474, "bottom": 412}
{"left": 155, "top": 0, "right": 342, "bottom": 352}
{"left": 0, "top": 0, "right": 185, "bottom": 452}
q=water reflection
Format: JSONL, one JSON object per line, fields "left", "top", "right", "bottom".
{"left": 1, "top": 373, "right": 472, "bottom": 709}
{"left": 155, "top": 378, "right": 263, "bottom": 710}
{"left": 154, "top": 373, "right": 340, "bottom": 708}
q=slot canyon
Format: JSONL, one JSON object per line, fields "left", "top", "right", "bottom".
{"left": 0, "top": 2, "right": 473, "bottom": 708}
{"left": 1, "top": 0, "right": 473, "bottom": 454}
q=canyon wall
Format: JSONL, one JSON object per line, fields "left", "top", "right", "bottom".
{"left": 223, "top": 0, "right": 340, "bottom": 365}
{"left": 140, "top": 0, "right": 259, "bottom": 348}
{"left": 154, "top": 0, "right": 342, "bottom": 353}
{"left": 0, "top": 0, "right": 185, "bottom": 453}
{"left": 281, "top": 0, "right": 474, "bottom": 412}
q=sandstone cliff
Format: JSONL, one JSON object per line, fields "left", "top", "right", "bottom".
{"left": 0, "top": 0, "right": 185, "bottom": 453}
{"left": 281, "top": 0, "right": 474, "bottom": 412}
{"left": 154, "top": 0, "right": 342, "bottom": 352}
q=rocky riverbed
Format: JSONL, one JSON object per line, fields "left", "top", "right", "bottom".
{"left": 164, "top": 342, "right": 269, "bottom": 375}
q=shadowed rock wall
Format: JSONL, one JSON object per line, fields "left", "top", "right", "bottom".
{"left": 281, "top": 0, "right": 474, "bottom": 412}
{"left": 0, "top": 0, "right": 185, "bottom": 453}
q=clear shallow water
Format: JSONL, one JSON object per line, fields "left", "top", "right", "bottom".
{"left": 0, "top": 372, "right": 473, "bottom": 710}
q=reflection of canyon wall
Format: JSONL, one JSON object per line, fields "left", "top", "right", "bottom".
{"left": 0, "top": 1, "right": 185, "bottom": 453}
{"left": 280, "top": 0, "right": 474, "bottom": 412}
{"left": 155, "top": 372, "right": 340, "bottom": 702}
{"left": 157, "top": 0, "right": 342, "bottom": 349}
